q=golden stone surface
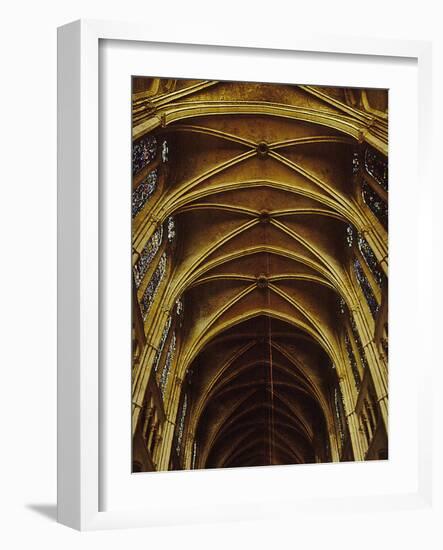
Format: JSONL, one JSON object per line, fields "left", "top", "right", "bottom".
{"left": 131, "top": 78, "right": 388, "bottom": 472}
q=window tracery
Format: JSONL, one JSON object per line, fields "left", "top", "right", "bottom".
{"left": 352, "top": 151, "right": 360, "bottom": 175}
{"left": 167, "top": 216, "right": 176, "bottom": 242}
{"left": 345, "top": 333, "right": 361, "bottom": 391}
{"left": 161, "top": 140, "right": 169, "bottom": 163}
{"left": 357, "top": 234, "right": 384, "bottom": 288}
{"left": 132, "top": 169, "right": 158, "bottom": 218}
{"left": 140, "top": 252, "right": 167, "bottom": 319}
{"left": 353, "top": 258, "right": 379, "bottom": 319}
{"left": 364, "top": 147, "right": 388, "bottom": 191}
{"left": 133, "top": 215, "right": 176, "bottom": 288}
{"left": 334, "top": 386, "right": 346, "bottom": 447}
{"left": 345, "top": 224, "right": 384, "bottom": 289}
{"left": 192, "top": 440, "right": 197, "bottom": 469}
{"left": 132, "top": 135, "right": 157, "bottom": 175}
{"left": 349, "top": 313, "right": 369, "bottom": 370}
{"left": 176, "top": 394, "right": 188, "bottom": 455}
{"left": 339, "top": 296, "right": 369, "bottom": 375}
{"left": 154, "top": 296, "right": 183, "bottom": 397}
{"left": 346, "top": 225, "right": 354, "bottom": 248}
{"left": 362, "top": 181, "right": 388, "bottom": 229}
{"left": 133, "top": 225, "right": 164, "bottom": 288}
{"left": 153, "top": 316, "right": 172, "bottom": 373}
{"left": 159, "top": 332, "right": 176, "bottom": 395}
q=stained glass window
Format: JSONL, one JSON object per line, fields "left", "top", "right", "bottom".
{"left": 140, "top": 253, "right": 167, "bottom": 319}
{"left": 357, "top": 234, "right": 385, "bottom": 288}
{"left": 352, "top": 151, "right": 360, "bottom": 175}
{"left": 132, "top": 169, "right": 158, "bottom": 218}
{"left": 334, "top": 386, "right": 346, "bottom": 447}
{"left": 364, "top": 147, "right": 388, "bottom": 191}
{"left": 167, "top": 216, "right": 176, "bottom": 242}
{"left": 345, "top": 224, "right": 385, "bottom": 289}
{"left": 159, "top": 332, "right": 176, "bottom": 395}
{"left": 161, "top": 140, "right": 169, "bottom": 163}
{"left": 339, "top": 296, "right": 369, "bottom": 373}
{"left": 176, "top": 393, "right": 188, "bottom": 455}
{"left": 362, "top": 181, "right": 388, "bottom": 230}
{"left": 133, "top": 225, "right": 164, "bottom": 288}
{"left": 345, "top": 333, "right": 361, "bottom": 391}
{"left": 153, "top": 316, "right": 172, "bottom": 372}
{"left": 346, "top": 224, "right": 354, "bottom": 248}
{"left": 353, "top": 258, "right": 379, "bottom": 319}
{"left": 132, "top": 135, "right": 157, "bottom": 175}
{"left": 349, "top": 312, "right": 369, "bottom": 370}
{"left": 192, "top": 441, "right": 197, "bottom": 469}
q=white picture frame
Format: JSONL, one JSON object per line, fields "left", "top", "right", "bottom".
{"left": 57, "top": 19, "right": 434, "bottom": 531}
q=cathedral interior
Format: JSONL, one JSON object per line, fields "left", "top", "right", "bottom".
{"left": 131, "top": 78, "right": 389, "bottom": 472}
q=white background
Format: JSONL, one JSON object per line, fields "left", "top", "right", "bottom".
{"left": 101, "top": 39, "right": 419, "bottom": 515}
{"left": 1, "top": 1, "right": 442, "bottom": 548}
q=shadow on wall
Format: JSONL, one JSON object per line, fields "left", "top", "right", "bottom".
{"left": 25, "top": 503, "right": 57, "bottom": 522}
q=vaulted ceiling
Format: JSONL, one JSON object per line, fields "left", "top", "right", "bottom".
{"left": 132, "top": 79, "right": 388, "bottom": 468}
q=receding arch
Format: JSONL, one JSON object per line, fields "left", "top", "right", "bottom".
{"left": 131, "top": 78, "right": 389, "bottom": 473}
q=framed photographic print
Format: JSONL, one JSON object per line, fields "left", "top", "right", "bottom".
{"left": 130, "top": 76, "right": 388, "bottom": 473}
{"left": 57, "top": 20, "right": 433, "bottom": 531}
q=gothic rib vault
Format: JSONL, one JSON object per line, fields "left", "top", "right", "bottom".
{"left": 131, "top": 79, "right": 389, "bottom": 472}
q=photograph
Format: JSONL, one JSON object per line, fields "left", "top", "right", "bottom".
{"left": 131, "top": 78, "right": 389, "bottom": 472}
